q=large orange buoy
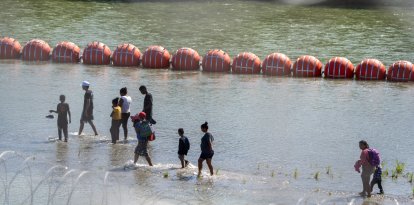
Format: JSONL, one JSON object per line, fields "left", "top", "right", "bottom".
{"left": 82, "top": 41, "right": 111, "bottom": 65}
{"left": 355, "top": 59, "right": 386, "bottom": 80}
{"left": 22, "top": 39, "right": 51, "bottom": 61}
{"left": 292, "top": 55, "right": 323, "bottom": 77}
{"left": 171, "top": 47, "right": 200, "bottom": 71}
{"left": 232, "top": 52, "right": 261, "bottom": 74}
{"left": 141, "top": 45, "right": 170, "bottom": 69}
{"left": 0, "top": 37, "right": 21, "bottom": 59}
{"left": 112, "top": 43, "right": 141, "bottom": 67}
{"left": 202, "top": 49, "right": 231, "bottom": 72}
{"left": 52, "top": 41, "right": 80, "bottom": 63}
{"left": 387, "top": 60, "right": 414, "bottom": 82}
{"left": 262, "top": 53, "right": 292, "bottom": 76}
{"left": 324, "top": 57, "right": 354, "bottom": 79}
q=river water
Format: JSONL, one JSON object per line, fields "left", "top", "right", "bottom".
{"left": 1, "top": 0, "right": 414, "bottom": 204}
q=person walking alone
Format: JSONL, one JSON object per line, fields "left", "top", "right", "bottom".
{"left": 78, "top": 81, "right": 98, "bottom": 136}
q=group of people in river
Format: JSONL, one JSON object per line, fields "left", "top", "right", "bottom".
{"left": 49, "top": 81, "right": 215, "bottom": 176}
{"left": 49, "top": 81, "right": 387, "bottom": 192}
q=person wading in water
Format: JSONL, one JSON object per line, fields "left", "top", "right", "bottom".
{"left": 78, "top": 81, "right": 98, "bottom": 136}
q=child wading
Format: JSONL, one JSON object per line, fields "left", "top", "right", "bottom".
{"left": 177, "top": 128, "right": 190, "bottom": 168}
{"left": 371, "top": 165, "right": 384, "bottom": 194}
{"left": 110, "top": 98, "right": 121, "bottom": 144}
{"left": 198, "top": 122, "right": 214, "bottom": 176}
{"left": 49, "top": 95, "right": 71, "bottom": 142}
{"left": 132, "top": 112, "right": 153, "bottom": 166}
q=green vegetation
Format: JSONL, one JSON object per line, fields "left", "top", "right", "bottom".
{"left": 293, "top": 168, "right": 298, "bottom": 179}
{"left": 271, "top": 170, "right": 275, "bottom": 178}
{"left": 408, "top": 172, "right": 413, "bottom": 184}
{"left": 163, "top": 172, "right": 168, "bottom": 178}
{"left": 382, "top": 169, "right": 389, "bottom": 178}
{"left": 314, "top": 171, "right": 320, "bottom": 181}
{"left": 395, "top": 160, "right": 405, "bottom": 175}
{"left": 326, "top": 166, "right": 331, "bottom": 175}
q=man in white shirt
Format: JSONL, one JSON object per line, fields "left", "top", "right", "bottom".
{"left": 118, "top": 87, "right": 132, "bottom": 140}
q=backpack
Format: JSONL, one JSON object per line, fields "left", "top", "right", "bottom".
{"left": 137, "top": 121, "right": 153, "bottom": 138}
{"left": 368, "top": 148, "right": 381, "bottom": 167}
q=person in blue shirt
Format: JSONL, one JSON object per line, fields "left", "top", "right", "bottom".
{"left": 198, "top": 122, "right": 214, "bottom": 177}
{"left": 132, "top": 112, "right": 153, "bottom": 166}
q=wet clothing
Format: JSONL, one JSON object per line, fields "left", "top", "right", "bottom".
{"left": 112, "top": 106, "right": 122, "bottom": 120}
{"left": 355, "top": 148, "right": 374, "bottom": 195}
{"left": 110, "top": 120, "right": 120, "bottom": 143}
{"left": 361, "top": 164, "right": 375, "bottom": 195}
{"left": 199, "top": 151, "right": 214, "bottom": 159}
{"left": 371, "top": 166, "right": 384, "bottom": 194}
{"left": 135, "top": 120, "right": 152, "bottom": 141}
{"left": 81, "top": 90, "right": 94, "bottom": 121}
{"left": 56, "top": 102, "right": 70, "bottom": 141}
{"left": 121, "top": 113, "right": 130, "bottom": 128}
{"left": 134, "top": 139, "right": 149, "bottom": 157}
{"left": 57, "top": 103, "right": 70, "bottom": 126}
{"left": 120, "top": 95, "right": 132, "bottom": 113}
{"left": 110, "top": 106, "right": 122, "bottom": 143}
{"left": 142, "top": 93, "right": 156, "bottom": 124}
{"left": 178, "top": 136, "right": 190, "bottom": 155}
{"left": 200, "top": 132, "right": 214, "bottom": 159}
{"left": 200, "top": 132, "right": 214, "bottom": 153}
{"left": 373, "top": 166, "right": 382, "bottom": 180}
{"left": 58, "top": 123, "right": 68, "bottom": 141}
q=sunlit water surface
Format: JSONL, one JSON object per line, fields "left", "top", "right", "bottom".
{"left": 1, "top": 0, "right": 414, "bottom": 204}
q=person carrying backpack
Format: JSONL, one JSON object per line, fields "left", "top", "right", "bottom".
{"left": 131, "top": 112, "right": 153, "bottom": 166}
{"left": 354, "top": 140, "right": 375, "bottom": 197}
{"left": 367, "top": 147, "right": 384, "bottom": 195}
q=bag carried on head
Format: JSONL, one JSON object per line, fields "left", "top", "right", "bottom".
{"left": 368, "top": 148, "right": 381, "bottom": 167}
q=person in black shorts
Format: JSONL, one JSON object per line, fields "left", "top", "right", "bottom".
{"left": 198, "top": 122, "right": 214, "bottom": 176}
{"left": 50, "top": 95, "right": 71, "bottom": 142}
{"left": 78, "top": 81, "right": 98, "bottom": 136}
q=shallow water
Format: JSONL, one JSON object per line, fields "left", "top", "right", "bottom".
{"left": 1, "top": 0, "right": 414, "bottom": 204}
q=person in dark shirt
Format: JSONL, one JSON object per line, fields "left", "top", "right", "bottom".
{"left": 370, "top": 166, "right": 384, "bottom": 194}
{"left": 198, "top": 122, "right": 214, "bottom": 177}
{"left": 49, "top": 95, "right": 71, "bottom": 142}
{"left": 139, "top": 85, "right": 156, "bottom": 125}
{"left": 78, "top": 81, "right": 98, "bottom": 136}
{"left": 177, "top": 128, "right": 190, "bottom": 168}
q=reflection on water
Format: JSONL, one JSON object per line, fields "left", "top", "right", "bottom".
{"left": 1, "top": 0, "right": 414, "bottom": 204}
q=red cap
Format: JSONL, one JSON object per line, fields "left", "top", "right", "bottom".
{"left": 138, "top": 112, "right": 146, "bottom": 119}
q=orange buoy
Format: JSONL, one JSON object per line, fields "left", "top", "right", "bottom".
{"left": 292, "top": 55, "right": 323, "bottom": 77}
{"left": 142, "top": 45, "right": 170, "bottom": 69}
{"left": 52, "top": 41, "right": 80, "bottom": 63}
{"left": 324, "top": 57, "right": 354, "bottom": 79}
{"left": 387, "top": 60, "right": 414, "bottom": 82}
{"left": 355, "top": 59, "right": 386, "bottom": 80}
{"left": 22, "top": 39, "right": 51, "bottom": 61}
{"left": 171, "top": 48, "right": 200, "bottom": 71}
{"left": 262, "top": 53, "right": 292, "bottom": 76}
{"left": 82, "top": 41, "right": 111, "bottom": 65}
{"left": 0, "top": 37, "right": 21, "bottom": 59}
{"left": 232, "top": 52, "right": 261, "bottom": 74}
{"left": 202, "top": 49, "right": 231, "bottom": 72}
{"left": 112, "top": 44, "right": 141, "bottom": 67}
